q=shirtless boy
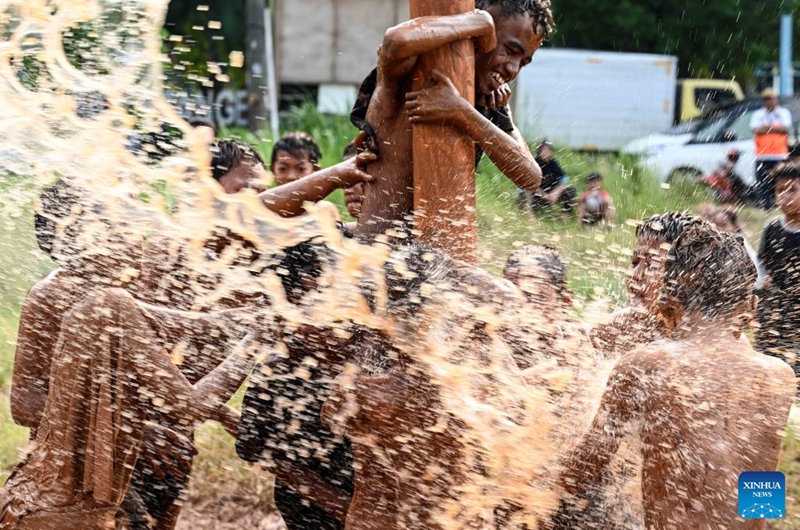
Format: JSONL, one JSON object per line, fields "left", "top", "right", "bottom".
{"left": 1, "top": 287, "right": 262, "bottom": 530}
{"left": 14, "top": 181, "right": 254, "bottom": 529}
{"left": 237, "top": 243, "right": 357, "bottom": 530}
{"left": 589, "top": 212, "right": 706, "bottom": 358}
{"left": 259, "top": 132, "right": 376, "bottom": 218}
{"left": 351, "top": 0, "right": 552, "bottom": 239}
{"left": 560, "top": 214, "right": 796, "bottom": 530}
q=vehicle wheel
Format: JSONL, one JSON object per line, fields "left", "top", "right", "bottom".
{"left": 667, "top": 168, "right": 702, "bottom": 184}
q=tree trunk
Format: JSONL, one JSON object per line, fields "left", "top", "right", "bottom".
{"left": 410, "top": 0, "right": 477, "bottom": 263}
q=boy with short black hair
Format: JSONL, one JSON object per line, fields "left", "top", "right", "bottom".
{"left": 578, "top": 172, "right": 614, "bottom": 227}
{"left": 270, "top": 131, "right": 323, "bottom": 185}
{"left": 757, "top": 159, "right": 800, "bottom": 379}
{"left": 350, "top": 0, "right": 553, "bottom": 239}
{"left": 260, "top": 134, "right": 376, "bottom": 219}
{"left": 560, "top": 215, "right": 795, "bottom": 530}
{"left": 591, "top": 212, "right": 703, "bottom": 358}
{"left": 210, "top": 139, "right": 268, "bottom": 194}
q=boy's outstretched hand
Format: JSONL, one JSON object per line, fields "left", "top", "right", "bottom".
{"left": 331, "top": 151, "right": 378, "bottom": 187}
{"left": 405, "top": 69, "right": 470, "bottom": 126}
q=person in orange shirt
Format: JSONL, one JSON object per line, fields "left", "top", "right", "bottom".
{"left": 750, "top": 87, "right": 793, "bottom": 209}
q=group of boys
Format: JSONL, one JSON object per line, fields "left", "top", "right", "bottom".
{"left": 2, "top": 1, "right": 798, "bottom": 530}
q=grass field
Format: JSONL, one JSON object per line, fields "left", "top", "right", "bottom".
{"left": 0, "top": 105, "right": 797, "bottom": 527}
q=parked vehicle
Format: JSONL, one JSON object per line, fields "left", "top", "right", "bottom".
{"left": 622, "top": 100, "right": 749, "bottom": 156}
{"left": 675, "top": 78, "right": 744, "bottom": 123}
{"left": 512, "top": 49, "right": 742, "bottom": 151}
{"left": 621, "top": 119, "right": 705, "bottom": 156}
{"left": 638, "top": 97, "right": 800, "bottom": 185}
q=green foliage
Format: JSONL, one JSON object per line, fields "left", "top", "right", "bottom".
{"left": 14, "top": 55, "right": 47, "bottom": 91}
{"left": 62, "top": 22, "right": 110, "bottom": 76}
{"left": 551, "top": 0, "right": 797, "bottom": 83}
{"left": 163, "top": 0, "right": 247, "bottom": 90}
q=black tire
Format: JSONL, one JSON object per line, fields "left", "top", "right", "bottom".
{"left": 667, "top": 167, "right": 702, "bottom": 184}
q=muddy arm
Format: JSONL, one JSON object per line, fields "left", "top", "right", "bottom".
{"left": 560, "top": 357, "right": 640, "bottom": 495}
{"left": 379, "top": 11, "right": 496, "bottom": 81}
{"left": 406, "top": 72, "right": 541, "bottom": 190}
{"left": 178, "top": 330, "right": 264, "bottom": 425}
{"left": 123, "top": 299, "right": 266, "bottom": 427}
{"left": 259, "top": 154, "right": 376, "bottom": 218}
{"left": 10, "top": 283, "right": 59, "bottom": 430}
{"left": 463, "top": 112, "right": 541, "bottom": 190}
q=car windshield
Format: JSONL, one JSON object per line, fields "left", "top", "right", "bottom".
{"left": 691, "top": 114, "right": 731, "bottom": 143}
{"left": 664, "top": 119, "right": 704, "bottom": 135}
{"left": 727, "top": 110, "right": 756, "bottom": 142}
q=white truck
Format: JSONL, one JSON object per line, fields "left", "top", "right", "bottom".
{"left": 512, "top": 48, "right": 678, "bottom": 151}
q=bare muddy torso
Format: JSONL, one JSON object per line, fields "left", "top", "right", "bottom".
{"left": 634, "top": 339, "right": 792, "bottom": 530}
{"left": 353, "top": 74, "right": 416, "bottom": 240}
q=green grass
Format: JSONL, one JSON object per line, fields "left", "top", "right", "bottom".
{"left": 770, "top": 425, "right": 800, "bottom": 529}
{"left": 475, "top": 149, "right": 714, "bottom": 306}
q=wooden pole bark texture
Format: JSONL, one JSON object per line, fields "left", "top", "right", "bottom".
{"left": 410, "top": 0, "right": 477, "bottom": 263}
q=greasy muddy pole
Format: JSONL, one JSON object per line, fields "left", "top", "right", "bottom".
{"left": 411, "top": 0, "right": 477, "bottom": 263}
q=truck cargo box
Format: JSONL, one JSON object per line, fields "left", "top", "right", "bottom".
{"left": 512, "top": 49, "right": 678, "bottom": 151}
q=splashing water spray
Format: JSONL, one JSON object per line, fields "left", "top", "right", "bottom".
{"left": 0, "top": 1, "right": 644, "bottom": 529}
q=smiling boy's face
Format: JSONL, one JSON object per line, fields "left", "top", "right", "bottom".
{"left": 475, "top": 8, "right": 543, "bottom": 97}
{"left": 271, "top": 150, "right": 319, "bottom": 186}
{"left": 776, "top": 177, "right": 800, "bottom": 216}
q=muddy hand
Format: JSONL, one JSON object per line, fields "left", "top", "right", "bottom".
{"left": 405, "top": 69, "right": 469, "bottom": 125}
{"left": 335, "top": 156, "right": 377, "bottom": 187}
{"left": 355, "top": 149, "right": 378, "bottom": 171}
{"left": 488, "top": 83, "right": 512, "bottom": 109}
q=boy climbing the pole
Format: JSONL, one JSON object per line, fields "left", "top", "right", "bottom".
{"left": 351, "top": 0, "right": 553, "bottom": 240}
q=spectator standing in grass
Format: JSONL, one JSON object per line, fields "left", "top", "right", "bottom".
{"left": 750, "top": 88, "right": 792, "bottom": 209}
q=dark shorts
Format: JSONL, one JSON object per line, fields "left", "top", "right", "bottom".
{"left": 754, "top": 159, "right": 783, "bottom": 209}
{"left": 274, "top": 482, "right": 345, "bottom": 530}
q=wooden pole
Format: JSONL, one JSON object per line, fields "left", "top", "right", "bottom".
{"left": 410, "top": 0, "right": 477, "bottom": 263}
